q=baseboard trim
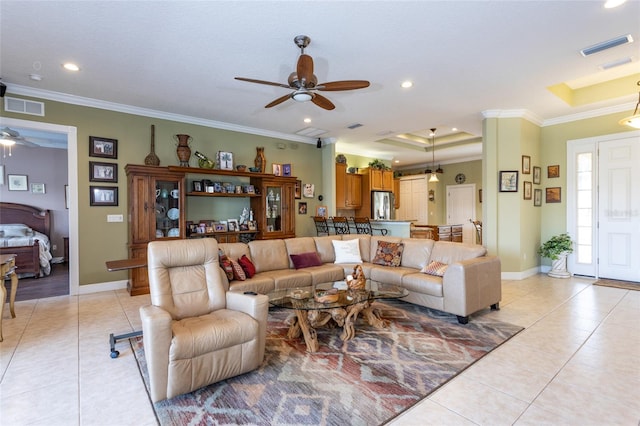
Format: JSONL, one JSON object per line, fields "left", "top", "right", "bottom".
{"left": 501, "top": 266, "right": 541, "bottom": 280}
{"left": 77, "top": 280, "right": 128, "bottom": 295}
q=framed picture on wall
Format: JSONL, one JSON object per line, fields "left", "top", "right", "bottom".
{"left": 89, "top": 161, "right": 118, "bottom": 183}
{"left": 533, "top": 166, "right": 541, "bottom": 184}
{"left": 547, "top": 165, "right": 560, "bottom": 178}
{"left": 522, "top": 155, "right": 531, "bottom": 174}
{"left": 90, "top": 186, "right": 118, "bottom": 206}
{"left": 499, "top": 171, "right": 518, "bottom": 192}
{"left": 523, "top": 181, "right": 532, "bottom": 200}
{"left": 294, "top": 180, "right": 302, "bottom": 199}
{"left": 534, "top": 189, "right": 542, "bottom": 206}
{"left": 316, "top": 205, "right": 327, "bottom": 218}
{"left": 298, "top": 202, "right": 307, "bottom": 214}
{"left": 89, "top": 136, "right": 118, "bottom": 159}
{"left": 8, "top": 174, "right": 28, "bottom": 191}
{"left": 546, "top": 187, "right": 561, "bottom": 203}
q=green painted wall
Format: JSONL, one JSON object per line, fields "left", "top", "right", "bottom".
{"left": 1, "top": 96, "right": 323, "bottom": 286}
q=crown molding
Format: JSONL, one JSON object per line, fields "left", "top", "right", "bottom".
{"left": 7, "top": 84, "right": 317, "bottom": 145}
{"left": 482, "top": 101, "right": 636, "bottom": 127}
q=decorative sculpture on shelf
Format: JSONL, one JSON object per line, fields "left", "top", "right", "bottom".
{"left": 144, "top": 124, "right": 160, "bottom": 166}
{"left": 255, "top": 147, "right": 266, "bottom": 173}
{"left": 174, "top": 134, "right": 192, "bottom": 167}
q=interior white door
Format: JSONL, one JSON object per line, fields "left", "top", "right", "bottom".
{"left": 446, "top": 184, "right": 476, "bottom": 243}
{"left": 597, "top": 136, "right": 640, "bottom": 281}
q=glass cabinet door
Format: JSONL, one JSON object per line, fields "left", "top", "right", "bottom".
{"left": 155, "top": 179, "right": 181, "bottom": 238}
{"left": 265, "top": 186, "right": 283, "bottom": 233}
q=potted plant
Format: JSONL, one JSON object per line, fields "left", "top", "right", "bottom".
{"left": 368, "top": 159, "right": 389, "bottom": 170}
{"left": 537, "top": 233, "right": 574, "bottom": 278}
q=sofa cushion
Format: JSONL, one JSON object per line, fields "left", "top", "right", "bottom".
{"left": 421, "top": 260, "right": 449, "bottom": 276}
{"left": 372, "top": 241, "right": 404, "bottom": 267}
{"left": 401, "top": 273, "right": 444, "bottom": 297}
{"left": 430, "top": 241, "right": 487, "bottom": 264}
{"left": 332, "top": 239, "right": 362, "bottom": 264}
{"left": 218, "top": 242, "right": 252, "bottom": 263}
{"left": 336, "top": 262, "right": 375, "bottom": 279}
{"left": 313, "top": 235, "right": 342, "bottom": 263}
{"left": 400, "top": 238, "right": 435, "bottom": 270}
{"left": 258, "top": 269, "right": 313, "bottom": 290}
{"left": 228, "top": 275, "right": 275, "bottom": 294}
{"left": 290, "top": 252, "right": 323, "bottom": 269}
{"left": 302, "top": 264, "right": 345, "bottom": 284}
{"left": 238, "top": 255, "right": 256, "bottom": 278}
{"left": 248, "top": 240, "right": 290, "bottom": 273}
{"left": 284, "top": 237, "right": 318, "bottom": 268}
{"left": 370, "top": 265, "right": 415, "bottom": 286}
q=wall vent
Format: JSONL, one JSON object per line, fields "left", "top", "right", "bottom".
{"left": 4, "top": 97, "right": 45, "bottom": 116}
{"left": 580, "top": 34, "right": 633, "bottom": 56}
{"left": 347, "top": 123, "right": 363, "bottom": 129}
{"left": 599, "top": 57, "right": 633, "bottom": 70}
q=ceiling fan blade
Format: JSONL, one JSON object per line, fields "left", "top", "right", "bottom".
{"left": 235, "top": 77, "right": 291, "bottom": 89}
{"left": 316, "top": 80, "right": 371, "bottom": 91}
{"left": 297, "top": 54, "right": 314, "bottom": 87}
{"left": 265, "top": 93, "right": 292, "bottom": 108}
{"left": 311, "top": 93, "right": 335, "bottom": 110}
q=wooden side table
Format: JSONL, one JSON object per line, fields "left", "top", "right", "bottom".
{"left": 1, "top": 254, "right": 19, "bottom": 342}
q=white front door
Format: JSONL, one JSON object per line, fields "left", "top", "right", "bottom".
{"left": 598, "top": 136, "right": 640, "bottom": 281}
{"left": 446, "top": 184, "right": 476, "bottom": 243}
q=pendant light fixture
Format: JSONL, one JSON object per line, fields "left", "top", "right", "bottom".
{"left": 619, "top": 81, "right": 640, "bottom": 129}
{"left": 428, "top": 128, "right": 439, "bottom": 182}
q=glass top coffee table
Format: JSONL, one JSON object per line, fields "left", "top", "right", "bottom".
{"left": 268, "top": 280, "right": 408, "bottom": 353}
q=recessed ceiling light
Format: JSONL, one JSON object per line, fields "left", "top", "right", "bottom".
{"left": 63, "top": 63, "right": 80, "bottom": 71}
{"left": 401, "top": 81, "right": 413, "bottom": 88}
{"left": 394, "top": 160, "right": 400, "bottom": 163}
{"left": 604, "top": 0, "right": 627, "bottom": 8}
{"left": 304, "top": 118, "right": 311, "bottom": 123}
{"left": 451, "top": 127, "right": 458, "bottom": 132}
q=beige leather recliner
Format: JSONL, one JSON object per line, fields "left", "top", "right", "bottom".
{"left": 140, "top": 238, "right": 268, "bottom": 402}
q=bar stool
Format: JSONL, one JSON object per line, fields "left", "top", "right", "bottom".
{"left": 312, "top": 216, "right": 330, "bottom": 236}
{"left": 351, "top": 217, "right": 388, "bottom": 236}
{"left": 331, "top": 216, "right": 351, "bottom": 234}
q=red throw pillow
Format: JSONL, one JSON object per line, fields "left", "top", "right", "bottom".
{"left": 290, "top": 252, "right": 323, "bottom": 269}
{"left": 238, "top": 255, "right": 256, "bottom": 278}
{"left": 218, "top": 251, "right": 234, "bottom": 281}
{"left": 230, "top": 259, "right": 246, "bottom": 281}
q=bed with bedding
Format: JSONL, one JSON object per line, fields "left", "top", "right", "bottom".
{"left": 0, "top": 202, "right": 53, "bottom": 277}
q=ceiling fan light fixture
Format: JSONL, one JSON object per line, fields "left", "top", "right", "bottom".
{"left": 292, "top": 91, "right": 313, "bottom": 102}
{"left": 0, "top": 138, "right": 16, "bottom": 146}
{"left": 429, "top": 173, "right": 439, "bottom": 183}
{"left": 619, "top": 81, "right": 640, "bottom": 128}
{"left": 428, "top": 127, "right": 439, "bottom": 182}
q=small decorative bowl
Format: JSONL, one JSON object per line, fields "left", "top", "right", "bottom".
{"left": 314, "top": 289, "right": 340, "bottom": 304}
{"left": 290, "top": 289, "right": 311, "bottom": 300}
{"left": 236, "top": 165, "right": 247, "bottom": 172}
{"left": 248, "top": 167, "right": 261, "bottom": 173}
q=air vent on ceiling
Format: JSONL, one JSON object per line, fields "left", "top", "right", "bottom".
{"left": 599, "top": 57, "right": 633, "bottom": 70}
{"left": 580, "top": 34, "right": 633, "bottom": 56}
{"left": 347, "top": 123, "right": 363, "bottom": 129}
{"left": 4, "top": 96, "right": 45, "bottom": 116}
{"left": 295, "top": 127, "right": 327, "bottom": 137}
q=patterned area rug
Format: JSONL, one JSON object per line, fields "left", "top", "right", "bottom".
{"left": 131, "top": 299, "right": 522, "bottom": 425}
{"left": 593, "top": 278, "right": 640, "bottom": 291}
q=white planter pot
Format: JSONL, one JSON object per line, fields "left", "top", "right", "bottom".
{"left": 547, "top": 252, "right": 571, "bottom": 278}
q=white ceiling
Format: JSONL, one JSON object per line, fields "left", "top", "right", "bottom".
{"left": 1, "top": 1, "right": 639, "bottom": 168}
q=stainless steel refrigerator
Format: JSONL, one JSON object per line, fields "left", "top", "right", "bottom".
{"left": 371, "top": 191, "right": 395, "bottom": 220}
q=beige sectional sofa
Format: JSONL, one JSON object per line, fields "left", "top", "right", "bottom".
{"left": 219, "top": 235, "right": 501, "bottom": 324}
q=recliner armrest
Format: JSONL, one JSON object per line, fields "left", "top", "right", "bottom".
{"left": 140, "top": 305, "right": 173, "bottom": 403}
{"left": 226, "top": 292, "right": 269, "bottom": 363}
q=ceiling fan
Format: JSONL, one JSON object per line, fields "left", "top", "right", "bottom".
{"left": 235, "top": 35, "right": 370, "bottom": 110}
{"left": 1, "top": 127, "right": 38, "bottom": 147}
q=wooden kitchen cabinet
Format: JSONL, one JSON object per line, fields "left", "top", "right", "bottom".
{"left": 336, "top": 163, "right": 362, "bottom": 209}
{"left": 369, "top": 168, "right": 393, "bottom": 190}
{"left": 125, "top": 164, "right": 185, "bottom": 295}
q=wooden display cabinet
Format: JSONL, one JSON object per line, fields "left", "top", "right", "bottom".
{"left": 336, "top": 163, "right": 362, "bottom": 209}
{"left": 250, "top": 176, "right": 296, "bottom": 239}
{"left": 125, "top": 164, "right": 185, "bottom": 295}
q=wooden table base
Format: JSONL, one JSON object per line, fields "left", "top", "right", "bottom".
{"left": 286, "top": 301, "right": 390, "bottom": 352}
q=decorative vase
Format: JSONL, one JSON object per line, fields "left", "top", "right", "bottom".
{"left": 548, "top": 252, "right": 571, "bottom": 278}
{"left": 174, "top": 134, "right": 192, "bottom": 167}
{"left": 144, "top": 124, "right": 160, "bottom": 166}
{"left": 255, "top": 147, "right": 266, "bottom": 173}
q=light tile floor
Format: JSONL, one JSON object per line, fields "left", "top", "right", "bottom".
{"left": 1, "top": 274, "right": 638, "bottom": 425}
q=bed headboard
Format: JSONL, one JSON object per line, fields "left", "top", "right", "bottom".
{"left": 0, "top": 202, "right": 51, "bottom": 236}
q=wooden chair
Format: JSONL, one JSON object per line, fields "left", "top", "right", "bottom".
{"left": 351, "top": 217, "right": 388, "bottom": 236}
{"left": 312, "top": 216, "right": 330, "bottom": 236}
{"left": 331, "top": 216, "right": 351, "bottom": 234}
